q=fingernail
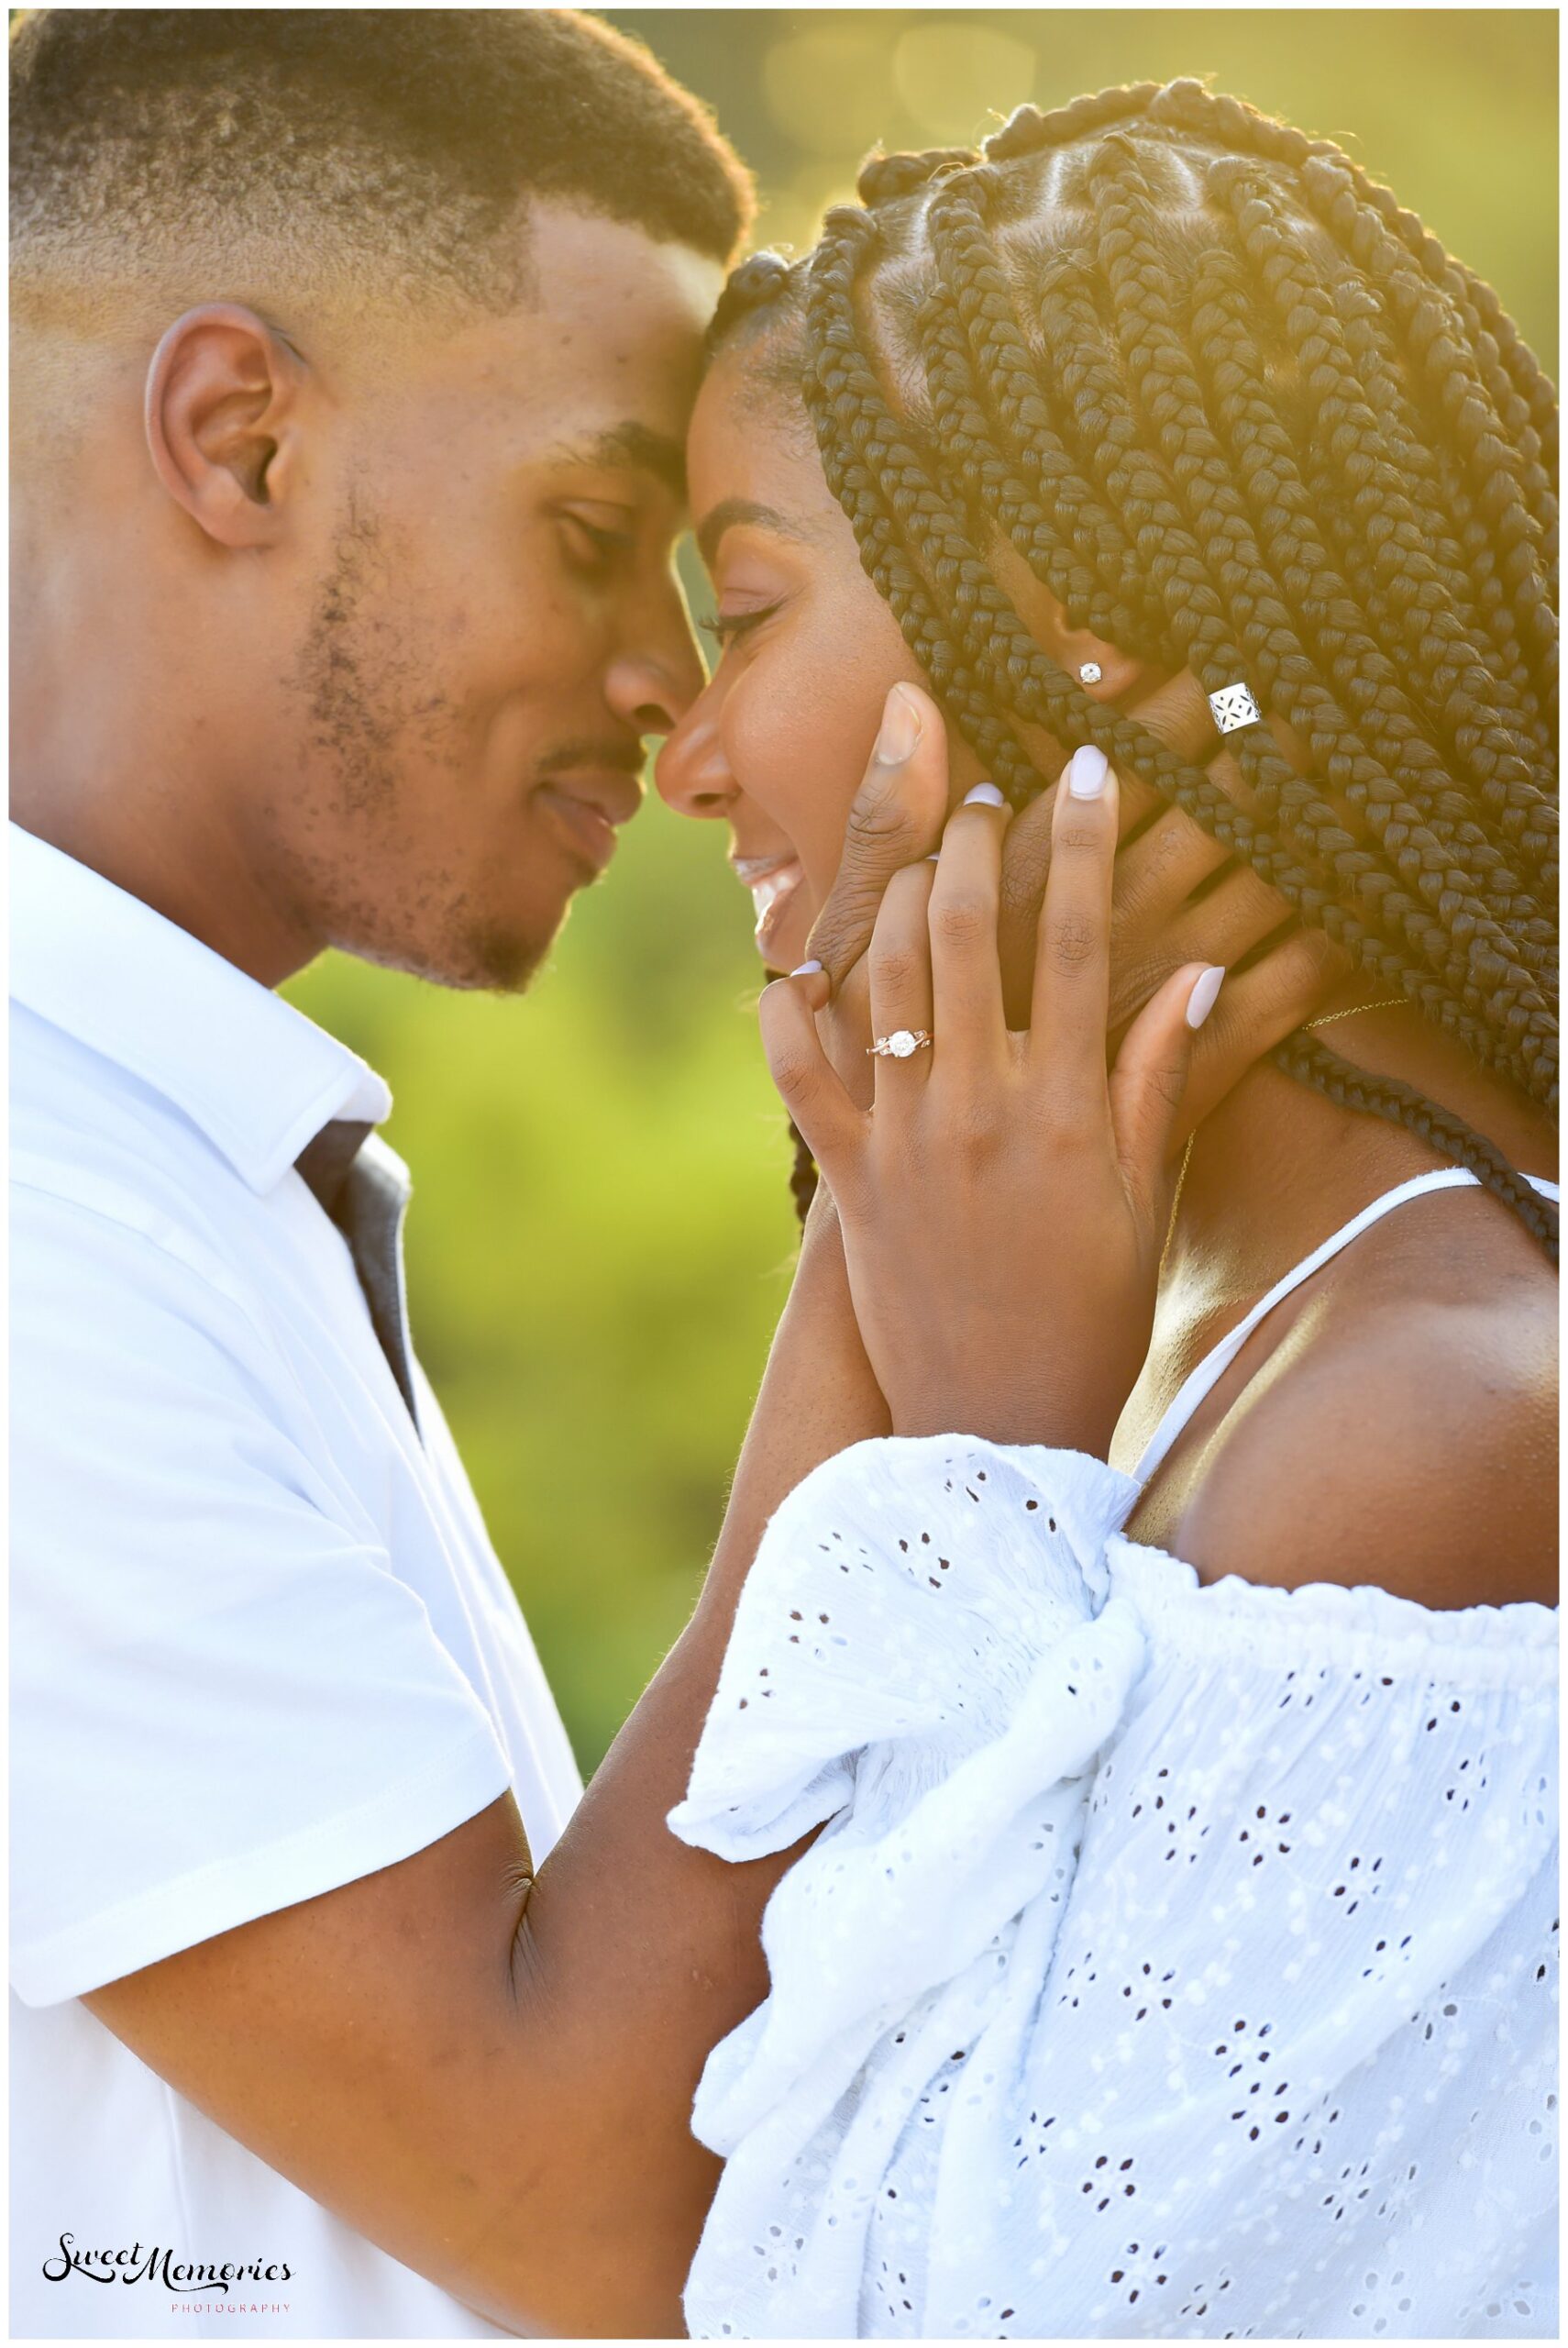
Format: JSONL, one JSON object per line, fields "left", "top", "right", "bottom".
{"left": 874, "top": 682, "right": 923, "bottom": 766}
{"left": 1186, "top": 965, "right": 1226, "bottom": 1029}
{"left": 790, "top": 959, "right": 823, "bottom": 977}
{"left": 925, "top": 852, "right": 942, "bottom": 862}
{"left": 961, "top": 781, "right": 1007, "bottom": 809}
{"left": 1066, "top": 745, "right": 1110, "bottom": 799}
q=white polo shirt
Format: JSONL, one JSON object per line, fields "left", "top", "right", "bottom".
{"left": 10, "top": 823, "right": 583, "bottom": 2338}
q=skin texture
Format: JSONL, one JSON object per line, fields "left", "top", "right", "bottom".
{"left": 659, "top": 348, "right": 1558, "bottom": 1610}
{"left": 14, "top": 205, "right": 719, "bottom": 992}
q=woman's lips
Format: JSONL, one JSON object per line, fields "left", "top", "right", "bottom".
{"left": 745, "top": 858, "right": 806, "bottom": 958}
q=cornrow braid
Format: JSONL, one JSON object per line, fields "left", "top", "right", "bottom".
{"left": 710, "top": 81, "right": 1556, "bottom": 1260}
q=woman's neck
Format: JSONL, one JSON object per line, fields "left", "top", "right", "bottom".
{"left": 1163, "top": 997, "right": 1559, "bottom": 1317}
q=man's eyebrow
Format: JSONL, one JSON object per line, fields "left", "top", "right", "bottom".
{"left": 551, "top": 421, "right": 689, "bottom": 502}
{"left": 695, "top": 497, "right": 818, "bottom": 570}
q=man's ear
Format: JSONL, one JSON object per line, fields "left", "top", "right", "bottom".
{"left": 143, "top": 304, "right": 311, "bottom": 548}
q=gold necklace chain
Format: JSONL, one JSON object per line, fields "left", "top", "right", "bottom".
{"left": 1303, "top": 996, "right": 1412, "bottom": 1030}
{"left": 1159, "top": 999, "right": 1411, "bottom": 1275}
{"left": 1159, "top": 1131, "right": 1197, "bottom": 1280}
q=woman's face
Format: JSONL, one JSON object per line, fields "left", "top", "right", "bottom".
{"left": 654, "top": 342, "right": 985, "bottom": 971}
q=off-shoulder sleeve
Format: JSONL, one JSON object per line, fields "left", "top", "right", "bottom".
{"left": 668, "top": 1438, "right": 1558, "bottom": 2343}
{"left": 668, "top": 1435, "right": 1148, "bottom": 2144}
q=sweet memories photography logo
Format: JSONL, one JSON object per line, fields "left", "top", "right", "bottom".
{"left": 42, "top": 2233, "right": 293, "bottom": 2300}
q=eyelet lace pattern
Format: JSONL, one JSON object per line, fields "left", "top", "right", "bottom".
{"left": 669, "top": 1436, "right": 1558, "bottom": 2339}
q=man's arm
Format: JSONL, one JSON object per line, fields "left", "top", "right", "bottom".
{"left": 83, "top": 1191, "right": 891, "bottom": 2340}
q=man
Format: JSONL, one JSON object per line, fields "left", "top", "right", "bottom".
{"left": 10, "top": 12, "right": 840, "bottom": 2336}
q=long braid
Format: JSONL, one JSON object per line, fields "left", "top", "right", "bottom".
{"left": 906, "top": 171, "right": 1540, "bottom": 1089}
{"left": 1185, "top": 243, "right": 1552, "bottom": 953}
{"left": 1080, "top": 134, "right": 1536, "bottom": 1049}
{"left": 712, "top": 83, "right": 1556, "bottom": 1259}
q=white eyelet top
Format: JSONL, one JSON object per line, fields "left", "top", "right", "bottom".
{"left": 669, "top": 1169, "right": 1560, "bottom": 2340}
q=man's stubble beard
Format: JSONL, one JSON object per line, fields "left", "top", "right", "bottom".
{"left": 280, "top": 496, "right": 555, "bottom": 994}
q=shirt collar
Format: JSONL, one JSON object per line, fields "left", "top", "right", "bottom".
{"left": 9, "top": 822, "right": 393, "bottom": 1193}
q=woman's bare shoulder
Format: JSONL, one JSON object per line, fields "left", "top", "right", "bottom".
{"left": 1167, "top": 1193, "right": 1559, "bottom": 1611}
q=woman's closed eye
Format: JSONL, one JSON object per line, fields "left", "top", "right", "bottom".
{"left": 696, "top": 601, "right": 782, "bottom": 650}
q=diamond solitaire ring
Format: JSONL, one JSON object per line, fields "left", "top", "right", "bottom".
{"left": 867, "top": 1028, "right": 933, "bottom": 1058}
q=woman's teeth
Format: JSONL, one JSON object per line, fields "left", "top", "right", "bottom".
{"left": 748, "top": 859, "right": 804, "bottom": 945}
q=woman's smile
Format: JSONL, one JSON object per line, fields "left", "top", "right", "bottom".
{"left": 731, "top": 848, "right": 808, "bottom": 958}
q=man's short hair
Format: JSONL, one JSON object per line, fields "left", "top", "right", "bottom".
{"left": 10, "top": 8, "right": 755, "bottom": 312}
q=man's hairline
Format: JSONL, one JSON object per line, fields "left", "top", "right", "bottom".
{"left": 11, "top": 184, "right": 737, "bottom": 360}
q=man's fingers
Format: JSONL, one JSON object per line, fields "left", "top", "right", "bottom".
{"left": 804, "top": 681, "right": 951, "bottom": 991}
{"left": 1178, "top": 925, "right": 1348, "bottom": 1138}
{"left": 757, "top": 972, "right": 865, "bottom": 1184}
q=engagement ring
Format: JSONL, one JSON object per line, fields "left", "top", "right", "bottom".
{"left": 867, "top": 1029, "right": 933, "bottom": 1058}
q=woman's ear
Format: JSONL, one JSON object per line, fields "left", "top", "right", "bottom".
{"left": 143, "top": 303, "right": 311, "bottom": 549}
{"left": 989, "top": 535, "right": 1150, "bottom": 702}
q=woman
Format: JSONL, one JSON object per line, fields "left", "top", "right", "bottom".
{"left": 654, "top": 81, "right": 1558, "bottom": 2338}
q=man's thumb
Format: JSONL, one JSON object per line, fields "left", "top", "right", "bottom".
{"left": 805, "top": 682, "right": 950, "bottom": 989}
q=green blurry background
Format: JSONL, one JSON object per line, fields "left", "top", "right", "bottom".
{"left": 283, "top": 8, "right": 1559, "bottom": 1775}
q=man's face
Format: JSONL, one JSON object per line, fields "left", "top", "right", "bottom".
{"left": 268, "top": 205, "right": 722, "bottom": 991}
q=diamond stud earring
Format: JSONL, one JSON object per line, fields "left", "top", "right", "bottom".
{"left": 1078, "top": 661, "right": 1102, "bottom": 686}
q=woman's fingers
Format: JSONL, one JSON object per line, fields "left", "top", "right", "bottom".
{"left": 1177, "top": 924, "right": 1345, "bottom": 1140}
{"left": 867, "top": 858, "right": 936, "bottom": 1102}
{"left": 1108, "top": 962, "right": 1223, "bottom": 1209}
{"left": 927, "top": 783, "right": 1011, "bottom": 1059}
{"left": 1030, "top": 747, "right": 1119, "bottom": 1086}
{"left": 757, "top": 970, "right": 865, "bottom": 1187}
{"left": 1108, "top": 856, "right": 1305, "bottom": 1036}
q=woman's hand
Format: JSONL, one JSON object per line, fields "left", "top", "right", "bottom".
{"left": 801, "top": 680, "right": 1348, "bottom": 1134}
{"left": 758, "top": 744, "right": 1223, "bottom": 1456}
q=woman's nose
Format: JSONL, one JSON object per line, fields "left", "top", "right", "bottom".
{"left": 654, "top": 703, "right": 738, "bottom": 820}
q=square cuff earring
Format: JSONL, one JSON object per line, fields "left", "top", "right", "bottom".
{"left": 1209, "top": 681, "right": 1264, "bottom": 734}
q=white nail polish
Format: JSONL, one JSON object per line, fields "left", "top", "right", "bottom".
{"left": 925, "top": 852, "right": 942, "bottom": 863}
{"left": 790, "top": 958, "right": 824, "bottom": 977}
{"left": 1186, "top": 965, "right": 1226, "bottom": 1029}
{"left": 874, "top": 683, "right": 922, "bottom": 765}
{"left": 961, "top": 781, "right": 1007, "bottom": 808}
{"left": 1066, "top": 745, "right": 1110, "bottom": 799}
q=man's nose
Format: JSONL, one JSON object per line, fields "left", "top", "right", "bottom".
{"left": 603, "top": 587, "right": 708, "bottom": 745}
{"left": 653, "top": 701, "right": 737, "bottom": 821}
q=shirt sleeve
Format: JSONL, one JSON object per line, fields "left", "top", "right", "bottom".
{"left": 11, "top": 1185, "right": 515, "bottom": 2008}
{"left": 668, "top": 1433, "right": 1149, "bottom": 2147}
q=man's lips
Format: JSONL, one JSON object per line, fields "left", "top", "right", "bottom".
{"left": 536, "top": 770, "right": 643, "bottom": 873}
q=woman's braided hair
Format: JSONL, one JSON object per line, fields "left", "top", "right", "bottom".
{"left": 714, "top": 81, "right": 1558, "bottom": 1260}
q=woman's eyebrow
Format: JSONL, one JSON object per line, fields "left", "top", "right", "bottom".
{"left": 695, "top": 497, "right": 819, "bottom": 569}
